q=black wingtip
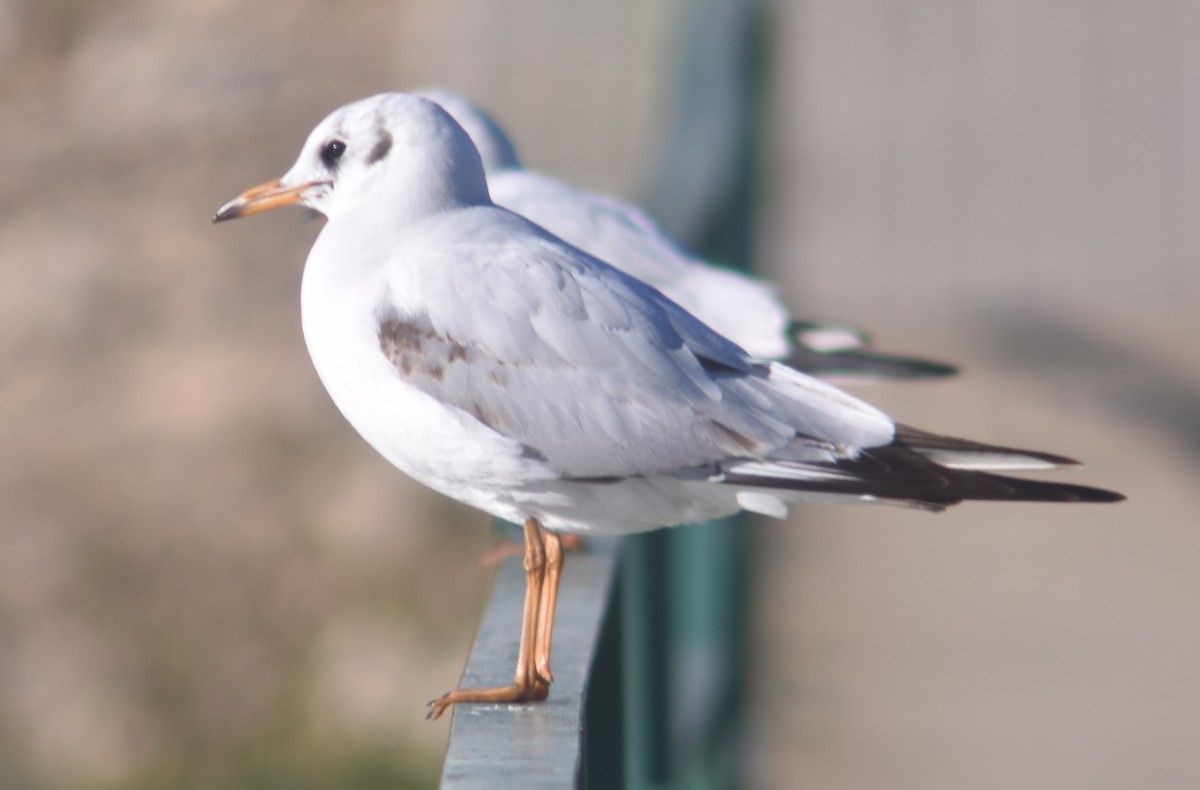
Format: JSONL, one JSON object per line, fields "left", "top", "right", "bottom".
{"left": 784, "top": 321, "right": 959, "bottom": 380}
{"left": 977, "top": 474, "right": 1127, "bottom": 505}
{"left": 783, "top": 348, "right": 960, "bottom": 381}
{"left": 719, "top": 434, "right": 1126, "bottom": 509}
{"left": 1067, "top": 485, "right": 1126, "bottom": 504}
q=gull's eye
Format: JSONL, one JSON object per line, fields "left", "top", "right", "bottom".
{"left": 321, "top": 139, "right": 347, "bottom": 168}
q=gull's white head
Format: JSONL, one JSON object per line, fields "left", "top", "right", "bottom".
{"left": 214, "top": 92, "right": 491, "bottom": 224}
{"left": 416, "top": 89, "right": 522, "bottom": 175}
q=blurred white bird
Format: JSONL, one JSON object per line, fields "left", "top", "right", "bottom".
{"left": 214, "top": 93, "right": 1122, "bottom": 720}
{"left": 419, "top": 88, "right": 957, "bottom": 381}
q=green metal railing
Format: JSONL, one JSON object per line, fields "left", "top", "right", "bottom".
{"left": 440, "top": 0, "right": 765, "bottom": 786}
{"left": 439, "top": 540, "right": 621, "bottom": 788}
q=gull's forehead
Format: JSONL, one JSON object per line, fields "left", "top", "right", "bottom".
{"left": 306, "top": 94, "right": 447, "bottom": 149}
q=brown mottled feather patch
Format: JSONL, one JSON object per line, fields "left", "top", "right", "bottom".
{"left": 379, "top": 317, "right": 471, "bottom": 384}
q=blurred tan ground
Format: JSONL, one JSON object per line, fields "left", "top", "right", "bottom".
{"left": 1, "top": 1, "right": 1198, "bottom": 789}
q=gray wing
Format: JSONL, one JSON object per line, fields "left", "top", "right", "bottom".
{"left": 490, "top": 170, "right": 795, "bottom": 358}
{"left": 376, "top": 211, "right": 894, "bottom": 479}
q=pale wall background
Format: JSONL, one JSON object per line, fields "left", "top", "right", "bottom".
{"left": 752, "top": 3, "right": 1200, "bottom": 789}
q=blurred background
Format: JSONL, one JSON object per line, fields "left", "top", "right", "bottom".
{"left": 1, "top": 1, "right": 1197, "bottom": 788}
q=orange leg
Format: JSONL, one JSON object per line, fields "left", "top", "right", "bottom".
{"left": 427, "top": 517, "right": 554, "bottom": 720}
{"left": 533, "top": 531, "right": 564, "bottom": 687}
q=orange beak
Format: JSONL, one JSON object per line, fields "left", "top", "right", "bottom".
{"left": 212, "top": 178, "right": 326, "bottom": 223}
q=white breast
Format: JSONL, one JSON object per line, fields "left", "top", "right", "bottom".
{"left": 298, "top": 230, "right": 551, "bottom": 515}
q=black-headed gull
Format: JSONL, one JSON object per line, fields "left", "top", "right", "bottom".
{"left": 213, "top": 93, "right": 1122, "bottom": 719}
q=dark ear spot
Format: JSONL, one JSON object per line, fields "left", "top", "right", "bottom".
{"left": 366, "top": 131, "right": 393, "bottom": 165}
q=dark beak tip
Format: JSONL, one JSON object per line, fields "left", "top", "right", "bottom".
{"left": 211, "top": 201, "right": 241, "bottom": 224}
